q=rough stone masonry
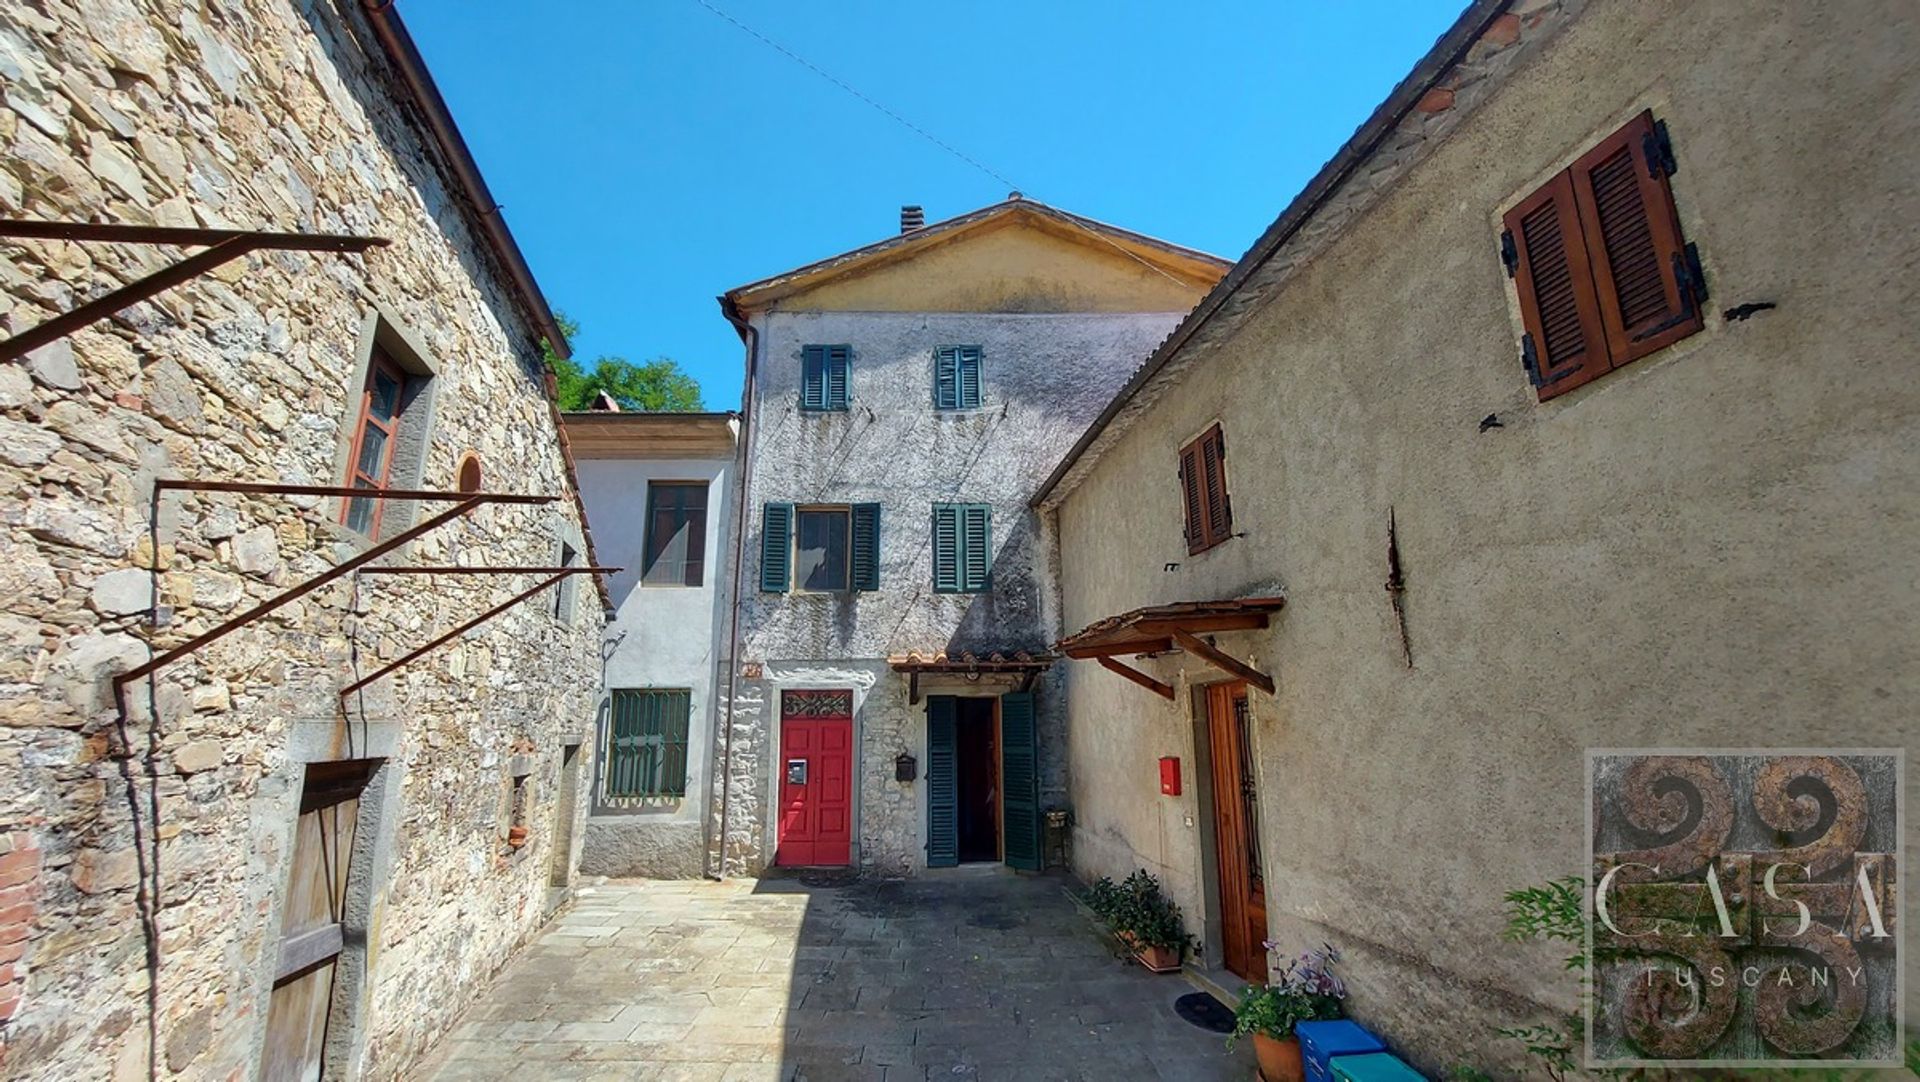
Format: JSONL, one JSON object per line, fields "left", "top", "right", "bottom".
{"left": 0, "top": 1, "right": 604, "bottom": 1079}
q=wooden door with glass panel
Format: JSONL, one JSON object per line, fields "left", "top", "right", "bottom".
{"left": 1207, "top": 682, "right": 1267, "bottom": 982}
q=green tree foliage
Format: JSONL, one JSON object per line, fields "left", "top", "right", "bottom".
{"left": 543, "top": 312, "right": 704, "bottom": 412}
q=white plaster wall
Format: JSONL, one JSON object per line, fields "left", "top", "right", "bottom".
{"left": 724, "top": 309, "right": 1191, "bottom": 873}
{"left": 573, "top": 453, "right": 734, "bottom": 877}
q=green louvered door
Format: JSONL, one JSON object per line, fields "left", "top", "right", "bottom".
{"left": 1000, "top": 692, "right": 1040, "bottom": 871}
{"left": 926, "top": 696, "right": 958, "bottom": 868}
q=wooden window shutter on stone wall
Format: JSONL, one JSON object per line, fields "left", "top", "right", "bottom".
{"left": 761, "top": 502, "right": 793, "bottom": 592}
{"left": 850, "top": 503, "right": 881, "bottom": 591}
{"left": 1179, "top": 425, "right": 1231, "bottom": 555}
{"left": 956, "top": 347, "right": 981, "bottom": 409}
{"left": 801, "top": 345, "right": 851, "bottom": 411}
{"left": 1503, "top": 111, "right": 1704, "bottom": 401}
{"left": 926, "top": 697, "right": 958, "bottom": 867}
{"left": 932, "top": 346, "right": 981, "bottom": 410}
{"left": 961, "top": 504, "right": 991, "bottom": 591}
{"left": 1000, "top": 692, "right": 1040, "bottom": 871}
{"left": 931, "top": 504, "right": 962, "bottom": 593}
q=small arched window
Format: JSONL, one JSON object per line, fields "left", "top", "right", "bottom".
{"left": 456, "top": 453, "right": 484, "bottom": 494}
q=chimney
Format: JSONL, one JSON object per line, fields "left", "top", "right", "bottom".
{"left": 900, "top": 205, "right": 924, "bottom": 233}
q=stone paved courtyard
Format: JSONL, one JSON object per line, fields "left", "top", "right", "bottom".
{"left": 418, "top": 870, "right": 1253, "bottom": 1081}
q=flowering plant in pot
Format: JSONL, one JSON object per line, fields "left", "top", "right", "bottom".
{"left": 1083, "top": 870, "right": 1193, "bottom": 972}
{"left": 1227, "top": 943, "right": 1346, "bottom": 1082}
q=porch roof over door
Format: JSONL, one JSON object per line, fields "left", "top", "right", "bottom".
{"left": 1055, "top": 596, "right": 1284, "bottom": 699}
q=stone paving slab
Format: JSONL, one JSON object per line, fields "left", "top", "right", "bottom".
{"left": 419, "top": 870, "right": 1252, "bottom": 1081}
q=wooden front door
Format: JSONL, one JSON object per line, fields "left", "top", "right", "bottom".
{"left": 1206, "top": 682, "right": 1267, "bottom": 983}
{"left": 776, "top": 692, "right": 853, "bottom": 866}
{"left": 262, "top": 760, "right": 373, "bottom": 1082}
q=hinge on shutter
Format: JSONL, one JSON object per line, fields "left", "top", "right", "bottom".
{"left": 1642, "top": 119, "right": 1677, "bottom": 179}
{"left": 1499, "top": 230, "right": 1518, "bottom": 278}
{"left": 1519, "top": 333, "right": 1544, "bottom": 388}
{"left": 1630, "top": 245, "right": 1709, "bottom": 342}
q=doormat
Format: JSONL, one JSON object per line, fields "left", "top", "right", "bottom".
{"left": 1173, "top": 992, "right": 1236, "bottom": 1033}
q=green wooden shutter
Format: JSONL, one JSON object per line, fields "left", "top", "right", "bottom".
{"left": 825, "top": 345, "right": 851, "bottom": 409}
{"left": 760, "top": 502, "right": 793, "bottom": 592}
{"left": 931, "top": 505, "right": 961, "bottom": 592}
{"left": 933, "top": 348, "right": 959, "bottom": 409}
{"left": 956, "top": 347, "right": 981, "bottom": 409}
{"left": 1000, "top": 691, "right": 1040, "bottom": 871}
{"left": 926, "top": 696, "right": 958, "bottom": 867}
{"left": 800, "top": 346, "right": 826, "bottom": 410}
{"left": 851, "top": 503, "right": 881, "bottom": 591}
{"left": 961, "top": 504, "right": 991, "bottom": 591}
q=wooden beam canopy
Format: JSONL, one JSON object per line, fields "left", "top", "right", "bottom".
{"left": 1171, "top": 629, "right": 1275, "bottom": 696}
{"left": 1097, "top": 656, "right": 1174, "bottom": 700}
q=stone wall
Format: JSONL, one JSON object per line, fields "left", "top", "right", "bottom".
{"left": 1048, "top": 0, "right": 1920, "bottom": 1074}
{"left": 725, "top": 308, "right": 1190, "bottom": 874}
{"left": 0, "top": 1, "right": 604, "bottom": 1078}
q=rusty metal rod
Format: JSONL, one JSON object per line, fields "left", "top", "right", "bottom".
{"left": 0, "top": 219, "right": 388, "bottom": 252}
{"left": 339, "top": 571, "right": 581, "bottom": 698}
{"left": 357, "top": 565, "right": 619, "bottom": 575}
{"left": 2, "top": 237, "right": 262, "bottom": 361}
{"left": 115, "top": 497, "right": 487, "bottom": 689}
{"left": 154, "top": 479, "right": 552, "bottom": 504}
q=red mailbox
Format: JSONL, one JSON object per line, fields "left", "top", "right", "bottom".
{"left": 1158, "top": 756, "right": 1181, "bottom": 796}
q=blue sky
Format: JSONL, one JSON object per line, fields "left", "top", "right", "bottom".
{"left": 402, "top": 2, "right": 1465, "bottom": 409}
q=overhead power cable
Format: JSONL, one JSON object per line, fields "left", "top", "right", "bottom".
{"left": 689, "top": 0, "right": 1022, "bottom": 193}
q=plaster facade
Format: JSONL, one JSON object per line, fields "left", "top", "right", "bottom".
{"left": 568, "top": 416, "right": 738, "bottom": 879}
{"left": 720, "top": 214, "right": 1224, "bottom": 875}
{"left": 0, "top": 1, "right": 603, "bottom": 1078}
{"left": 1045, "top": 0, "right": 1920, "bottom": 1074}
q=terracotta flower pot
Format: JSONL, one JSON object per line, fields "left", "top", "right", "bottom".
{"left": 1252, "top": 1032, "right": 1303, "bottom": 1082}
{"left": 1132, "top": 943, "right": 1182, "bottom": 973}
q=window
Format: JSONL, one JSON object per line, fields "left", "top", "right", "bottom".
{"left": 554, "top": 540, "right": 577, "bottom": 621}
{"left": 933, "top": 346, "right": 982, "bottom": 410}
{"left": 931, "top": 503, "right": 991, "bottom": 592}
{"left": 341, "top": 349, "right": 409, "bottom": 535}
{"left": 603, "top": 689, "right": 691, "bottom": 800}
{"left": 1178, "top": 424, "right": 1232, "bottom": 555}
{"left": 1503, "top": 111, "right": 1705, "bottom": 401}
{"left": 800, "top": 344, "right": 851, "bottom": 411}
{"left": 643, "top": 482, "right": 708, "bottom": 587}
{"left": 760, "top": 503, "right": 879, "bottom": 593}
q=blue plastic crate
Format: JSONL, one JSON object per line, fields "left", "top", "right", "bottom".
{"left": 1297, "top": 1020, "right": 1388, "bottom": 1082}
{"left": 1331, "top": 1052, "right": 1427, "bottom": 1081}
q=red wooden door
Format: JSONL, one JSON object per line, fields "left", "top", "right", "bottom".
{"left": 777, "top": 698, "right": 852, "bottom": 867}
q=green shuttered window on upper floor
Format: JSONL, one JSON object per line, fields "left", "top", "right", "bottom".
{"left": 762, "top": 502, "right": 880, "bottom": 592}
{"left": 933, "top": 346, "right": 982, "bottom": 410}
{"left": 931, "top": 503, "right": 991, "bottom": 593}
{"left": 800, "top": 344, "right": 852, "bottom": 411}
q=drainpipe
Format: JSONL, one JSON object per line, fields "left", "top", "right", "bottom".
{"left": 708, "top": 301, "right": 760, "bottom": 880}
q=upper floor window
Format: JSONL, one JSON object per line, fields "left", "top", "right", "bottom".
{"left": 800, "top": 345, "right": 852, "bottom": 411}
{"left": 760, "top": 502, "right": 879, "bottom": 593}
{"left": 341, "top": 348, "right": 410, "bottom": 535}
{"left": 554, "top": 539, "right": 579, "bottom": 622}
{"left": 931, "top": 503, "right": 991, "bottom": 592}
{"left": 933, "top": 346, "right": 982, "bottom": 410}
{"left": 643, "top": 481, "right": 708, "bottom": 587}
{"left": 1503, "top": 111, "right": 1704, "bottom": 402}
{"left": 1178, "top": 424, "right": 1232, "bottom": 555}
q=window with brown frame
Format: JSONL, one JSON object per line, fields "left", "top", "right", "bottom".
{"left": 1178, "top": 424, "right": 1232, "bottom": 555}
{"left": 1502, "top": 111, "right": 1706, "bottom": 401}
{"left": 340, "top": 349, "right": 410, "bottom": 535}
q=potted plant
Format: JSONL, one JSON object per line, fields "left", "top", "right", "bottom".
{"left": 1082, "top": 870, "right": 1192, "bottom": 972}
{"left": 1227, "top": 943, "right": 1346, "bottom": 1082}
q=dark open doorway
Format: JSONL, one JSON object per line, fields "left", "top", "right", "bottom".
{"left": 955, "top": 697, "right": 1000, "bottom": 863}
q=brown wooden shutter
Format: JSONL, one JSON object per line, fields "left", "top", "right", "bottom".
{"left": 1178, "top": 441, "right": 1205, "bottom": 554}
{"left": 1503, "top": 172, "right": 1611, "bottom": 400}
{"left": 1200, "top": 425, "right": 1231, "bottom": 548}
{"left": 1569, "top": 111, "right": 1701, "bottom": 364}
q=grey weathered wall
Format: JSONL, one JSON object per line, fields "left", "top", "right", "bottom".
{"left": 724, "top": 309, "right": 1189, "bottom": 874}
{"left": 574, "top": 451, "right": 734, "bottom": 879}
{"left": 0, "top": 1, "right": 603, "bottom": 1078}
{"left": 1051, "top": 0, "right": 1919, "bottom": 1074}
